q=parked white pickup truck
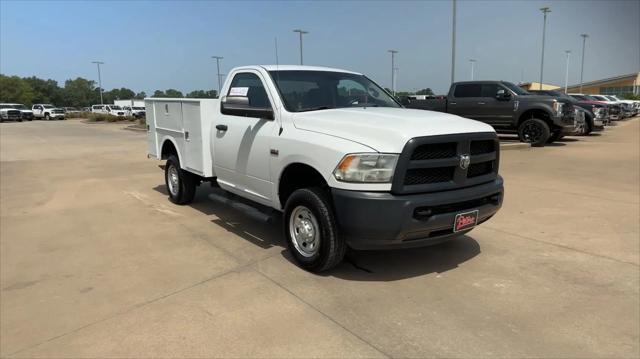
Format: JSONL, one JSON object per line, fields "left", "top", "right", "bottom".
{"left": 147, "top": 65, "right": 504, "bottom": 272}
{"left": 32, "top": 104, "right": 65, "bottom": 120}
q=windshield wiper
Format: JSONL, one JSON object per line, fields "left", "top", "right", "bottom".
{"left": 297, "top": 106, "right": 332, "bottom": 112}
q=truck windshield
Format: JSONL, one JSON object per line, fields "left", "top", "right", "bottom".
{"left": 110, "top": 106, "right": 122, "bottom": 110}
{"left": 269, "top": 70, "right": 401, "bottom": 112}
{"left": 501, "top": 82, "right": 530, "bottom": 96}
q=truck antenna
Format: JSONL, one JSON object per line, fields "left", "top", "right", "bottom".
{"left": 275, "top": 37, "right": 283, "bottom": 136}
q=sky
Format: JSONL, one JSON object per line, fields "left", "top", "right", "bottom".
{"left": 1, "top": 0, "right": 639, "bottom": 95}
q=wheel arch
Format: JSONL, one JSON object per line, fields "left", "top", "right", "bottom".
{"left": 277, "top": 162, "right": 329, "bottom": 210}
{"left": 160, "top": 136, "right": 183, "bottom": 165}
{"left": 518, "top": 108, "right": 554, "bottom": 128}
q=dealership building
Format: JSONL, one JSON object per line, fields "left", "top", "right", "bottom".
{"left": 565, "top": 72, "right": 640, "bottom": 95}
{"left": 519, "top": 73, "right": 640, "bottom": 95}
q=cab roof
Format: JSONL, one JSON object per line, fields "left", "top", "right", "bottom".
{"left": 256, "top": 65, "right": 361, "bottom": 75}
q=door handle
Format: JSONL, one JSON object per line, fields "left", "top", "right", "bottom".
{"left": 478, "top": 102, "right": 486, "bottom": 105}
{"left": 216, "top": 124, "right": 228, "bottom": 131}
{"left": 450, "top": 102, "right": 457, "bottom": 105}
{"left": 184, "top": 131, "right": 190, "bottom": 141}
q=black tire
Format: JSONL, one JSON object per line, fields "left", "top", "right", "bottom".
{"left": 584, "top": 115, "right": 593, "bottom": 135}
{"left": 164, "top": 154, "right": 197, "bottom": 205}
{"left": 17, "top": 118, "right": 22, "bottom": 122}
{"left": 547, "top": 130, "right": 563, "bottom": 143}
{"left": 284, "top": 188, "right": 346, "bottom": 272}
{"left": 44, "top": 113, "right": 50, "bottom": 121}
{"left": 518, "top": 118, "right": 550, "bottom": 147}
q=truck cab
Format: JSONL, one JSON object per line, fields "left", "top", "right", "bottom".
{"left": 32, "top": 104, "right": 65, "bottom": 120}
{"left": 146, "top": 65, "right": 504, "bottom": 272}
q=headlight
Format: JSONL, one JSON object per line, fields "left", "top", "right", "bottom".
{"left": 552, "top": 101, "right": 564, "bottom": 116}
{"left": 333, "top": 153, "right": 399, "bottom": 183}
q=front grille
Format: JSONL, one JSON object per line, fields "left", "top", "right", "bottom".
{"left": 411, "top": 142, "right": 457, "bottom": 160}
{"left": 467, "top": 161, "right": 494, "bottom": 178}
{"left": 405, "top": 167, "right": 454, "bottom": 185}
{"left": 470, "top": 140, "right": 495, "bottom": 155}
{"left": 391, "top": 132, "right": 499, "bottom": 195}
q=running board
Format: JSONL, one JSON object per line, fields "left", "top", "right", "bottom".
{"left": 208, "top": 192, "right": 275, "bottom": 223}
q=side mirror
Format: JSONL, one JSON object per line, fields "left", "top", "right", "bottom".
{"left": 496, "top": 89, "right": 511, "bottom": 101}
{"left": 221, "top": 96, "right": 274, "bottom": 120}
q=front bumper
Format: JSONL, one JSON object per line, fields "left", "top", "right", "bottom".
{"left": 331, "top": 177, "right": 504, "bottom": 250}
{"left": 554, "top": 114, "right": 576, "bottom": 134}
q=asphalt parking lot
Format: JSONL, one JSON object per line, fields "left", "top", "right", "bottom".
{"left": 1, "top": 118, "right": 638, "bottom": 358}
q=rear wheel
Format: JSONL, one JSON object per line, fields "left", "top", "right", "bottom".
{"left": 518, "top": 118, "right": 550, "bottom": 147}
{"left": 165, "top": 155, "right": 197, "bottom": 205}
{"left": 284, "top": 188, "right": 346, "bottom": 272}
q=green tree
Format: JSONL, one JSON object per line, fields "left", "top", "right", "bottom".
{"left": 416, "top": 88, "right": 434, "bottom": 95}
{"left": 134, "top": 91, "right": 147, "bottom": 99}
{"left": 62, "top": 77, "right": 98, "bottom": 107}
{"left": 0, "top": 75, "right": 35, "bottom": 104}
{"left": 23, "top": 76, "right": 62, "bottom": 105}
{"left": 164, "top": 89, "right": 183, "bottom": 98}
{"left": 186, "top": 89, "right": 217, "bottom": 98}
{"left": 152, "top": 90, "right": 166, "bottom": 97}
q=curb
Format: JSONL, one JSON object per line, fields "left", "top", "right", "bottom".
{"left": 123, "top": 125, "right": 146, "bottom": 132}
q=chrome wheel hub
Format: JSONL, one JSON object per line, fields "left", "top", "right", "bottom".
{"left": 167, "top": 165, "right": 179, "bottom": 196}
{"left": 289, "top": 206, "right": 320, "bottom": 257}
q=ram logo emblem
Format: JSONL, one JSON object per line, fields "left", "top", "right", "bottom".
{"left": 459, "top": 154, "right": 471, "bottom": 170}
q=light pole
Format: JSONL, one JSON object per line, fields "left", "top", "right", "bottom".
{"left": 211, "top": 56, "right": 223, "bottom": 97}
{"left": 91, "top": 61, "right": 104, "bottom": 105}
{"left": 450, "top": 0, "right": 457, "bottom": 84}
{"left": 579, "top": 34, "right": 588, "bottom": 93}
{"left": 539, "top": 6, "right": 551, "bottom": 90}
{"left": 469, "top": 59, "right": 476, "bottom": 80}
{"left": 388, "top": 50, "right": 398, "bottom": 96}
{"left": 564, "top": 50, "right": 571, "bottom": 93}
{"left": 293, "top": 29, "right": 308, "bottom": 65}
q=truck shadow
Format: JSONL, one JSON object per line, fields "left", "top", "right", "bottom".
{"left": 153, "top": 185, "right": 481, "bottom": 281}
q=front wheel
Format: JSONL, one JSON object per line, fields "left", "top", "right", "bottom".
{"left": 165, "top": 155, "right": 197, "bottom": 205}
{"left": 547, "top": 130, "right": 563, "bottom": 143}
{"left": 284, "top": 188, "right": 346, "bottom": 272}
{"left": 44, "top": 113, "right": 50, "bottom": 121}
{"left": 518, "top": 118, "right": 550, "bottom": 147}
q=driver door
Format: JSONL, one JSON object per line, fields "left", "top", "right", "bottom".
{"left": 475, "top": 84, "right": 514, "bottom": 126}
{"left": 213, "top": 71, "right": 278, "bottom": 205}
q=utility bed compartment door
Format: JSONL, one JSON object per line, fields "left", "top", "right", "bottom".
{"left": 146, "top": 100, "right": 157, "bottom": 157}
{"left": 181, "top": 102, "right": 204, "bottom": 175}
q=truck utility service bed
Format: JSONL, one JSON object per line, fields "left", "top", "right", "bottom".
{"left": 146, "top": 98, "right": 216, "bottom": 178}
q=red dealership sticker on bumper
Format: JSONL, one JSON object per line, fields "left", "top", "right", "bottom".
{"left": 454, "top": 210, "right": 479, "bottom": 232}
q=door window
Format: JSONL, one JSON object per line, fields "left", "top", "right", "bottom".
{"left": 481, "top": 84, "right": 502, "bottom": 98}
{"left": 453, "top": 84, "right": 481, "bottom": 97}
{"left": 227, "top": 73, "right": 271, "bottom": 108}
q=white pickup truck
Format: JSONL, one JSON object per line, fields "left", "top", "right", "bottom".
{"left": 146, "top": 65, "right": 504, "bottom": 272}
{"left": 32, "top": 104, "right": 66, "bottom": 120}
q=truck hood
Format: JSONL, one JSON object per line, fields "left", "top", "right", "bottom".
{"left": 291, "top": 107, "right": 495, "bottom": 153}
{"left": 519, "top": 95, "right": 570, "bottom": 104}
